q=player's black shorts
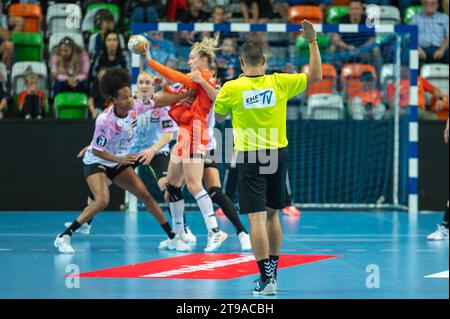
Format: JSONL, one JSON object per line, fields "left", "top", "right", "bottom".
{"left": 204, "top": 149, "right": 219, "bottom": 170}
{"left": 147, "top": 152, "right": 170, "bottom": 182}
{"left": 236, "top": 148, "right": 288, "bottom": 214}
{"left": 83, "top": 163, "right": 132, "bottom": 181}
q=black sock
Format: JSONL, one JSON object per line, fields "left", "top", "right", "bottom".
{"left": 160, "top": 222, "right": 176, "bottom": 239}
{"left": 87, "top": 218, "right": 93, "bottom": 225}
{"left": 442, "top": 205, "right": 449, "bottom": 228}
{"left": 269, "top": 255, "right": 279, "bottom": 278}
{"left": 257, "top": 259, "right": 271, "bottom": 282}
{"left": 209, "top": 187, "right": 246, "bottom": 235}
{"left": 60, "top": 220, "right": 81, "bottom": 237}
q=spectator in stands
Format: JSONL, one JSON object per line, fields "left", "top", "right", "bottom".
{"left": 176, "top": 0, "right": 209, "bottom": 22}
{"left": 330, "top": 0, "right": 381, "bottom": 70}
{"left": 0, "top": 4, "right": 14, "bottom": 69}
{"left": 4, "top": 2, "right": 25, "bottom": 32}
{"left": 386, "top": 67, "right": 445, "bottom": 120}
{"left": 0, "top": 83, "right": 6, "bottom": 119}
{"left": 141, "top": 31, "right": 176, "bottom": 74}
{"left": 363, "top": 0, "right": 391, "bottom": 5}
{"left": 239, "top": 0, "right": 274, "bottom": 23}
{"left": 216, "top": 37, "right": 239, "bottom": 82}
{"left": 90, "top": 31, "right": 130, "bottom": 80}
{"left": 131, "top": 0, "right": 159, "bottom": 23}
{"left": 18, "top": 66, "right": 46, "bottom": 119}
{"left": 88, "top": 67, "right": 108, "bottom": 119}
{"left": 207, "top": 5, "right": 239, "bottom": 39}
{"left": 51, "top": 37, "right": 90, "bottom": 97}
{"left": 409, "top": 0, "right": 449, "bottom": 63}
{"left": 88, "top": 9, "right": 117, "bottom": 57}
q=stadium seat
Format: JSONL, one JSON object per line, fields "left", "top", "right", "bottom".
{"left": 306, "top": 93, "right": 344, "bottom": 120}
{"left": 11, "top": 94, "right": 49, "bottom": 117}
{"left": 404, "top": 5, "right": 422, "bottom": 23}
{"left": 82, "top": 3, "right": 120, "bottom": 33}
{"left": 54, "top": 92, "right": 89, "bottom": 119}
{"left": 302, "top": 64, "right": 337, "bottom": 97}
{"left": 421, "top": 64, "right": 449, "bottom": 94}
{"left": 8, "top": 3, "right": 42, "bottom": 33}
{"left": 327, "top": 6, "right": 348, "bottom": 24}
{"left": 11, "top": 33, "right": 43, "bottom": 62}
{"left": 374, "top": 6, "right": 401, "bottom": 24}
{"left": 49, "top": 32, "right": 85, "bottom": 54}
{"left": 46, "top": 3, "right": 82, "bottom": 38}
{"left": 341, "top": 63, "right": 377, "bottom": 100}
{"left": 295, "top": 34, "right": 330, "bottom": 60}
{"left": 288, "top": 5, "right": 323, "bottom": 24}
{"left": 11, "top": 62, "right": 48, "bottom": 96}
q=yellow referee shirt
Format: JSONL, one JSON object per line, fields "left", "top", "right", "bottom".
{"left": 214, "top": 73, "right": 308, "bottom": 151}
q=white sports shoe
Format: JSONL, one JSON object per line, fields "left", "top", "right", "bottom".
{"left": 185, "top": 227, "right": 197, "bottom": 245}
{"left": 54, "top": 235, "right": 75, "bottom": 254}
{"left": 238, "top": 232, "right": 252, "bottom": 251}
{"left": 168, "top": 235, "right": 192, "bottom": 252}
{"left": 159, "top": 238, "right": 171, "bottom": 250}
{"left": 204, "top": 230, "right": 228, "bottom": 252}
{"left": 427, "top": 224, "right": 449, "bottom": 241}
{"left": 64, "top": 222, "right": 91, "bottom": 235}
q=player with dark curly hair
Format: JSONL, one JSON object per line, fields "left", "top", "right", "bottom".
{"left": 54, "top": 68, "right": 193, "bottom": 253}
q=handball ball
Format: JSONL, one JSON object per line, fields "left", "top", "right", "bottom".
{"left": 128, "top": 35, "right": 148, "bottom": 55}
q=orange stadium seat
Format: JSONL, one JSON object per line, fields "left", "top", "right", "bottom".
{"left": 301, "top": 64, "right": 337, "bottom": 97}
{"left": 8, "top": 3, "right": 42, "bottom": 33}
{"left": 288, "top": 5, "right": 323, "bottom": 24}
{"left": 341, "top": 63, "right": 377, "bottom": 99}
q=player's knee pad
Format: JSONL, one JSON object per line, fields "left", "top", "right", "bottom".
{"left": 167, "top": 184, "right": 183, "bottom": 202}
{"left": 208, "top": 187, "right": 225, "bottom": 205}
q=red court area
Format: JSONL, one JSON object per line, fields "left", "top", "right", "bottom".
{"left": 76, "top": 254, "right": 339, "bottom": 280}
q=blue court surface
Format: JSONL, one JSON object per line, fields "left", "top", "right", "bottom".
{"left": 0, "top": 210, "right": 448, "bottom": 299}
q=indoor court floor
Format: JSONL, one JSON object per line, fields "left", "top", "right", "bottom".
{"left": 0, "top": 210, "right": 448, "bottom": 299}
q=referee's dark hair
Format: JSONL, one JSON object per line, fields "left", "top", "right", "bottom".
{"left": 100, "top": 68, "right": 131, "bottom": 99}
{"left": 239, "top": 40, "right": 264, "bottom": 67}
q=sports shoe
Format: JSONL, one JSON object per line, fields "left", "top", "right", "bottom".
{"left": 159, "top": 238, "right": 171, "bottom": 250}
{"left": 64, "top": 222, "right": 91, "bottom": 235}
{"left": 427, "top": 224, "right": 449, "bottom": 241}
{"left": 215, "top": 208, "right": 225, "bottom": 216}
{"left": 238, "top": 232, "right": 252, "bottom": 251}
{"left": 282, "top": 206, "right": 301, "bottom": 216}
{"left": 253, "top": 277, "right": 277, "bottom": 295}
{"left": 204, "top": 230, "right": 228, "bottom": 252}
{"left": 54, "top": 235, "right": 75, "bottom": 254}
{"left": 167, "top": 235, "right": 192, "bottom": 252}
{"left": 185, "top": 226, "right": 197, "bottom": 245}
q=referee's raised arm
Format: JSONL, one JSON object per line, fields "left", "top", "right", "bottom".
{"left": 301, "top": 20, "right": 323, "bottom": 84}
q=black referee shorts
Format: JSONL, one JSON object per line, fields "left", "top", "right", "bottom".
{"left": 236, "top": 148, "right": 288, "bottom": 214}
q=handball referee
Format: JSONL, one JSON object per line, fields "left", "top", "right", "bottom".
{"left": 214, "top": 20, "right": 322, "bottom": 295}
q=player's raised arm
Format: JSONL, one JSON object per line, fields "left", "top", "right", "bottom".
{"left": 301, "top": 20, "right": 322, "bottom": 84}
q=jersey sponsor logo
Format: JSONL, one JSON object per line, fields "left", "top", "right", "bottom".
{"left": 242, "top": 88, "right": 276, "bottom": 109}
{"left": 162, "top": 120, "right": 174, "bottom": 128}
{"left": 96, "top": 135, "right": 107, "bottom": 147}
{"left": 151, "top": 109, "right": 159, "bottom": 122}
{"left": 76, "top": 254, "right": 339, "bottom": 279}
{"left": 131, "top": 111, "right": 137, "bottom": 120}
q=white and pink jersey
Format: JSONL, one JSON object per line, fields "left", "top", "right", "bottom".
{"left": 83, "top": 99, "right": 155, "bottom": 167}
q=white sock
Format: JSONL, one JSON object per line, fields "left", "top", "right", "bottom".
{"left": 169, "top": 199, "right": 185, "bottom": 235}
{"left": 194, "top": 189, "right": 218, "bottom": 231}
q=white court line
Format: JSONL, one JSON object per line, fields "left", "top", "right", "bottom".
{"left": 99, "top": 249, "right": 119, "bottom": 252}
{"left": 29, "top": 249, "right": 48, "bottom": 252}
{"left": 425, "top": 270, "right": 449, "bottom": 278}
{"left": 381, "top": 249, "right": 400, "bottom": 253}
{"left": 416, "top": 249, "right": 439, "bottom": 252}
{"left": 301, "top": 226, "right": 319, "bottom": 229}
{"left": 281, "top": 249, "right": 297, "bottom": 252}
{"left": 313, "top": 249, "right": 333, "bottom": 252}
{"left": 0, "top": 248, "right": 13, "bottom": 251}
{"left": 346, "top": 249, "right": 367, "bottom": 252}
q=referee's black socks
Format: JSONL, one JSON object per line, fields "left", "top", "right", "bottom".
{"left": 257, "top": 259, "right": 272, "bottom": 282}
{"left": 270, "top": 255, "right": 280, "bottom": 278}
{"left": 60, "top": 220, "right": 81, "bottom": 237}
